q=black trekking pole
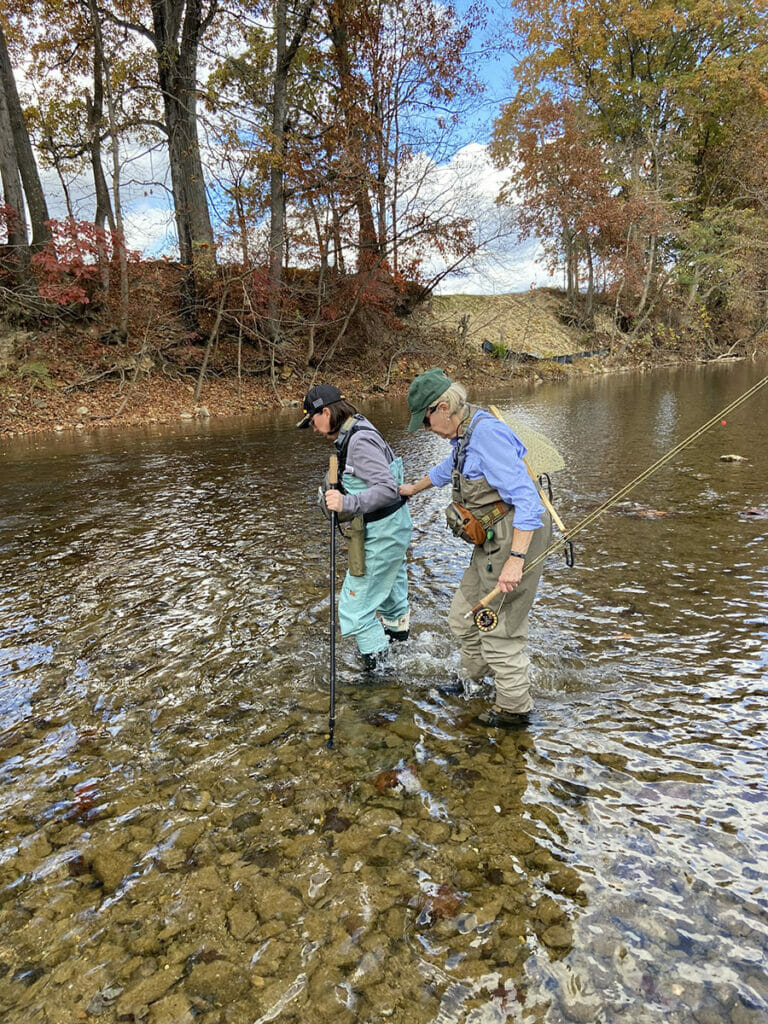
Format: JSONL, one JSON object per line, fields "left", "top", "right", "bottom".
{"left": 327, "top": 454, "right": 339, "bottom": 749}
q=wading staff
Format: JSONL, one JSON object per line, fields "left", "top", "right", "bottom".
{"left": 327, "top": 454, "right": 339, "bottom": 749}
{"left": 469, "top": 373, "right": 768, "bottom": 626}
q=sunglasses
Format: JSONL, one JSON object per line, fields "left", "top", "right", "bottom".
{"left": 423, "top": 403, "right": 439, "bottom": 426}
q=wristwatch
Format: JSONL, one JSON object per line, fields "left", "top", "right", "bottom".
{"left": 509, "top": 550, "right": 526, "bottom": 560}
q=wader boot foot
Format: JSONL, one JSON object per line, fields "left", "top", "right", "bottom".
{"left": 382, "top": 613, "right": 410, "bottom": 644}
{"left": 475, "top": 705, "right": 531, "bottom": 730}
{"left": 435, "top": 674, "right": 471, "bottom": 697}
{"left": 360, "top": 650, "right": 388, "bottom": 674}
{"left": 384, "top": 627, "right": 409, "bottom": 643}
{"left": 435, "top": 674, "right": 486, "bottom": 698}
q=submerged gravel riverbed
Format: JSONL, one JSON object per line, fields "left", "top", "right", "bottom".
{"left": 1, "top": 360, "right": 767, "bottom": 1023}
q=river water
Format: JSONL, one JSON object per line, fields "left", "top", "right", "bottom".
{"left": 1, "top": 360, "right": 767, "bottom": 1024}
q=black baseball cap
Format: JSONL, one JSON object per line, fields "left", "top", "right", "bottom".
{"left": 296, "top": 384, "right": 343, "bottom": 428}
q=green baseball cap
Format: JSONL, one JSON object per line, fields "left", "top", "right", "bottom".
{"left": 406, "top": 367, "right": 453, "bottom": 432}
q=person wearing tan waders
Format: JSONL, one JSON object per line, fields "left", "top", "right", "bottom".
{"left": 400, "top": 368, "right": 552, "bottom": 727}
{"left": 298, "top": 385, "right": 413, "bottom": 672}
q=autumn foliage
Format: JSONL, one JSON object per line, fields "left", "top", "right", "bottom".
{"left": 491, "top": 0, "right": 768, "bottom": 346}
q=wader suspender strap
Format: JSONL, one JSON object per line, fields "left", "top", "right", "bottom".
{"left": 334, "top": 415, "right": 369, "bottom": 478}
{"left": 451, "top": 410, "right": 510, "bottom": 529}
{"left": 452, "top": 407, "right": 493, "bottom": 474}
{"left": 334, "top": 416, "right": 406, "bottom": 523}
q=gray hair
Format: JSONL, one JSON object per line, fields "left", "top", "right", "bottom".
{"left": 436, "top": 382, "right": 468, "bottom": 417}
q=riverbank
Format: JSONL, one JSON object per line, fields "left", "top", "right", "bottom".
{"left": 2, "top": 289, "right": 763, "bottom": 439}
{"left": 0, "top": 352, "right": 572, "bottom": 440}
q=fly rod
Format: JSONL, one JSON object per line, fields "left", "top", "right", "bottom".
{"left": 469, "top": 374, "right": 768, "bottom": 626}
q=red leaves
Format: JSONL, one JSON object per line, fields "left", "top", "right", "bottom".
{"left": 30, "top": 218, "right": 129, "bottom": 306}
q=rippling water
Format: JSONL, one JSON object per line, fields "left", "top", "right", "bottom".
{"left": 1, "top": 360, "right": 767, "bottom": 1023}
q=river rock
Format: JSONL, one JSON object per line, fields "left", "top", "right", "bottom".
{"left": 534, "top": 896, "right": 566, "bottom": 927}
{"left": 148, "top": 991, "right": 194, "bottom": 1023}
{"left": 227, "top": 907, "right": 257, "bottom": 940}
{"left": 528, "top": 848, "right": 560, "bottom": 873}
{"left": 693, "top": 1004, "right": 729, "bottom": 1024}
{"left": 731, "top": 1004, "right": 768, "bottom": 1024}
{"left": 547, "top": 867, "right": 584, "bottom": 899}
{"left": 357, "top": 807, "right": 402, "bottom": 832}
{"left": 505, "top": 832, "right": 536, "bottom": 855}
{"left": 557, "top": 988, "right": 602, "bottom": 1023}
{"left": 184, "top": 960, "right": 250, "bottom": 1004}
{"left": 541, "top": 923, "right": 573, "bottom": 949}
{"left": 91, "top": 848, "right": 135, "bottom": 892}
{"left": 187, "top": 865, "right": 220, "bottom": 891}
{"left": 417, "top": 821, "right": 451, "bottom": 844}
{"left": 253, "top": 881, "right": 303, "bottom": 921}
{"left": 115, "top": 965, "right": 183, "bottom": 1018}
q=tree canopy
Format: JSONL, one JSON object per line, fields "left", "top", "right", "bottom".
{"left": 1, "top": 0, "right": 767, "bottom": 366}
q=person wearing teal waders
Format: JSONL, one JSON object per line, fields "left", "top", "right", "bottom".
{"left": 298, "top": 385, "right": 412, "bottom": 671}
{"left": 400, "top": 368, "right": 552, "bottom": 727}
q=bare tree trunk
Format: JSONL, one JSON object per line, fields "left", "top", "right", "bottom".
{"left": 268, "top": 0, "right": 288, "bottom": 347}
{"left": 268, "top": 0, "right": 316, "bottom": 345}
{"left": 84, "top": 6, "right": 116, "bottom": 236}
{"left": 563, "top": 225, "right": 577, "bottom": 302}
{"left": 585, "top": 242, "right": 594, "bottom": 319}
{"left": 150, "top": 0, "right": 217, "bottom": 323}
{"left": 0, "top": 22, "right": 50, "bottom": 250}
{"left": 104, "top": 58, "right": 129, "bottom": 338}
{"left": 636, "top": 232, "right": 657, "bottom": 318}
{"left": 86, "top": 0, "right": 128, "bottom": 334}
{"left": 0, "top": 73, "right": 31, "bottom": 284}
{"left": 328, "top": 0, "right": 380, "bottom": 272}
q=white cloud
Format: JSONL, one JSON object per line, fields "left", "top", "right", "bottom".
{"left": 395, "top": 142, "right": 555, "bottom": 294}
{"left": 31, "top": 132, "right": 550, "bottom": 294}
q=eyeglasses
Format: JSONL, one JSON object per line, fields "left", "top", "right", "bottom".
{"left": 423, "top": 403, "right": 439, "bottom": 426}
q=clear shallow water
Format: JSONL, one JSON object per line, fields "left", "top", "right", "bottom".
{"left": 1, "top": 360, "right": 766, "bottom": 1023}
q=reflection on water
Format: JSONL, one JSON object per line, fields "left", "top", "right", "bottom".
{"left": 1, "top": 361, "right": 767, "bottom": 1023}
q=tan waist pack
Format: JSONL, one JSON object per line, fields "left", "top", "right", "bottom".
{"left": 445, "top": 500, "right": 508, "bottom": 546}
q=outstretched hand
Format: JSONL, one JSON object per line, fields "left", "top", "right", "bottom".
{"left": 399, "top": 483, "right": 417, "bottom": 498}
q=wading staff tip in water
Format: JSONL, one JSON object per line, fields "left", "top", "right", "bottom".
{"left": 400, "top": 368, "right": 554, "bottom": 729}
{"left": 298, "top": 383, "right": 413, "bottom": 680}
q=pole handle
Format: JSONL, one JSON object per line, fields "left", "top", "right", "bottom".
{"left": 468, "top": 585, "right": 501, "bottom": 617}
{"left": 329, "top": 454, "right": 338, "bottom": 487}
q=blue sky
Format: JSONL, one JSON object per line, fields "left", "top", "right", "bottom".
{"left": 29, "top": 0, "right": 553, "bottom": 295}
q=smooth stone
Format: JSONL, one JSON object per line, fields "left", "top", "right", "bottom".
{"left": 541, "top": 923, "right": 574, "bottom": 949}
{"left": 115, "top": 966, "right": 184, "bottom": 1017}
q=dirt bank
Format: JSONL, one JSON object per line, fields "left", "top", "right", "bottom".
{"left": 1, "top": 286, "right": 744, "bottom": 440}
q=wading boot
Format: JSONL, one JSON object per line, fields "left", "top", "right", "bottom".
{"left": 360, "top": 649, "right": 388, "bottom": 674}
{"left": 382, "top": 612, "right": 410, "bottom": 644}
{"left": 474, "top": 705, "right": 531, "bottom": 730}
{"left": 435, "top": 674, "right": 473, "bottom": 697}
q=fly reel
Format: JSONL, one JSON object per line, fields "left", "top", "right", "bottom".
{"left": 473, "top": 607, "right": 498, "bottom": 632}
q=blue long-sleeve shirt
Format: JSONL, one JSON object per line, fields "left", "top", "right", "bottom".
{"left": 427, "top": 411, "right": 544, "bottom": 531}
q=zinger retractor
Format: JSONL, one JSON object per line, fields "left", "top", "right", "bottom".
{"left": 474, "top": 607, "right": 498, "bottom": 631}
